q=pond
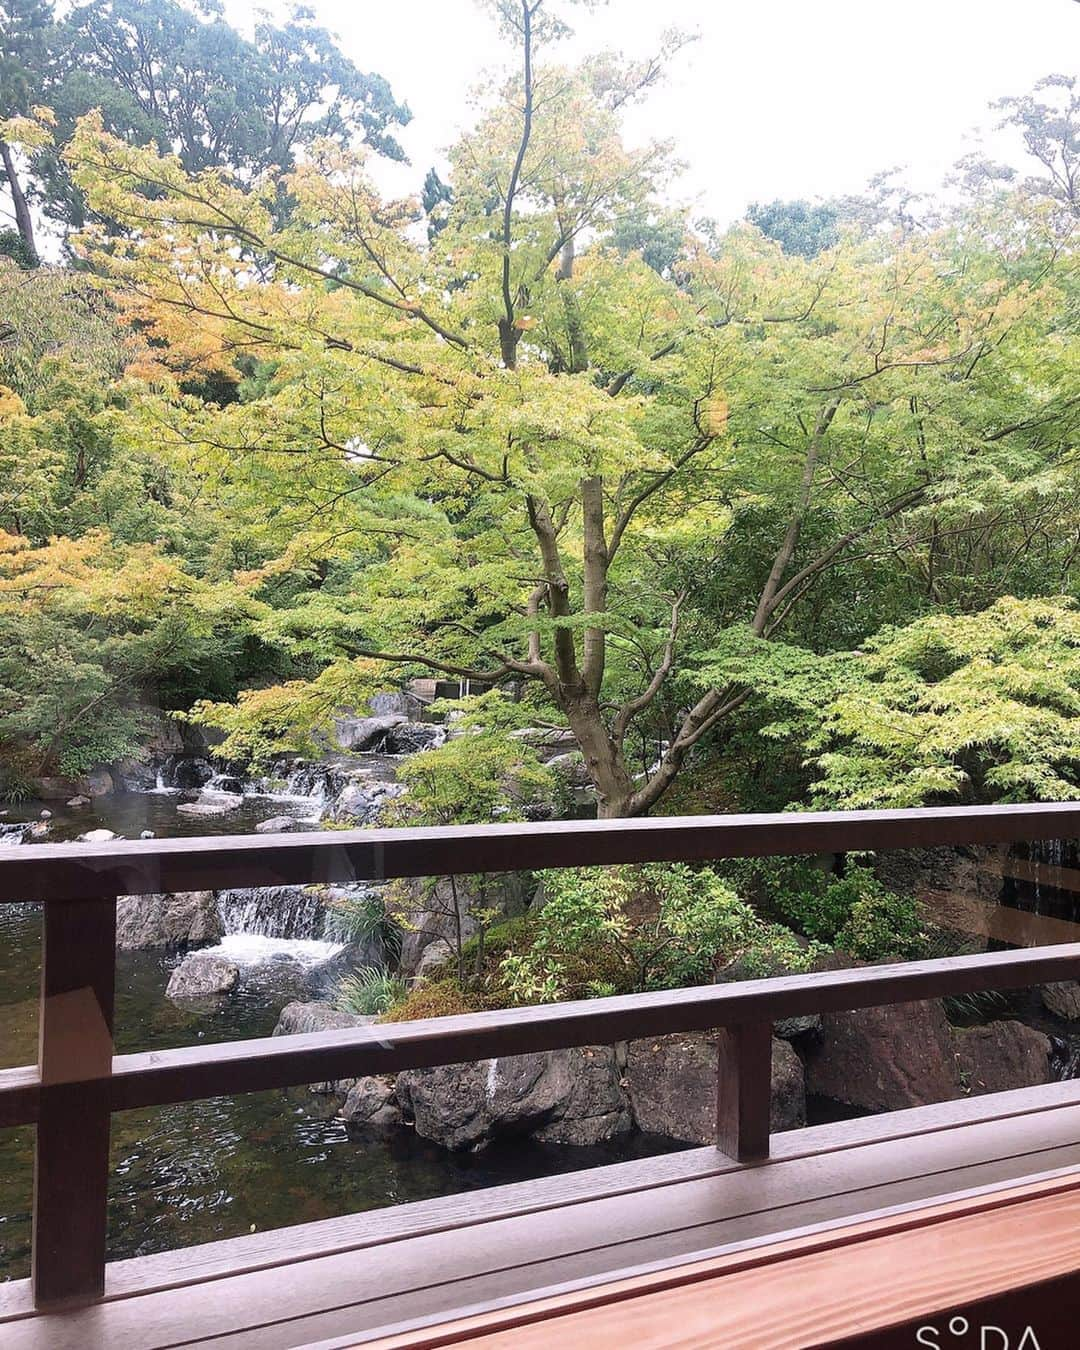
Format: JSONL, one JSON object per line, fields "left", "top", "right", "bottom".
{"left": 0, "top": 777, "right": 682, "bottom": 1282}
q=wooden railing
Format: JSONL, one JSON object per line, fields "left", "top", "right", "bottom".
{"left": 2, "top": 803, "right": 1080, "bottom": 1309}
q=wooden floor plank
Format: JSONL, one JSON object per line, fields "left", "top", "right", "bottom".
{"left": 351, "top": 1184, "right": 1080, "bottom": 1350}
{"left": 6, "top": 1098, "right": 1080, "bottom": 1350}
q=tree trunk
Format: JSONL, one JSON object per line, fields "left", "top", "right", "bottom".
{"left": 0, "top": 140, "right": 37, "bottom": 262}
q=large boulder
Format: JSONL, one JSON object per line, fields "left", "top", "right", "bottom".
{"left": 272, "top": 1001, "right": 375, "bottom": 1037}
{"left": 384, "top": 722, "right": 444, "bottom": 755}
{"left": 624, "top": 1033, "right": 805, "bottom": 1144}
{"left": 165, "top": 755, "right": 215, "bottom": 790}
{"left": 396, "top": 1045, "right": 631, "bottom": 1151}
{"left": 370, "top": 690, "right": 425, "bottom": 720}
{"left": 951, "top": 1020, "right": 1052, "bottom": 1097}
{"left": 801, "top": 999, "right": 962, "bottom": 1113}
{"left": 166, "top": 952, "right": 239, "bottom": 1000}
{"left": 116, "top": 892, "right": 222, "bottom": 951}
{"left": 272, "top": 1001, "right": 374, "bottom": 1095}
{"left": 1042, "top": 981, "right": 1080, "bottom": 1021}
{"left": 334, "top": 713, "right": 407, "bottom": 752}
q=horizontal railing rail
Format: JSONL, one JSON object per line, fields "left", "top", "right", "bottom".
{"left": 1, "top": 802, "right": 1079, "bottom": 1310}
{"left": 2, "top": 802, "right": 1080, "bottom": 903}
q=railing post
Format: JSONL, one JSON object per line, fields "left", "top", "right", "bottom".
{"left": 716, "top": 1021, "right": 772, "bottom": 1163}
{"left": 32, "top": 897, "right": 117, "bottom": 1308}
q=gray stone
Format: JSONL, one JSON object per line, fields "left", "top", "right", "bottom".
{"left": 397, "top": 1045, "right": 631, "bottom": 1151}
{"left": 625, "top": 1033, "right": 805, "bottom": 1144}
{"left": 273, "top": 1001, "right": 375, "bottom": 1094}
{"left": 65, "top": 796, "right": 89, "bottom": 808}
{"left": 272, "top": 1001, "right": 375, "bottom": 1037}
{"left": 116, "top": 892, "right": 223, "bottom": 950}
{"left": 340, "top": 1076, "right": 401, "bottom": 1131}
{"left": 39, "top": 808, "right": 53, "bottom": 819}
{"left": 255, "top": 815, "right": 299, "bottom": 834}
{"left": 81, "top": 767, "right": 114, "bottom": 797}
{"left": 176, "top": 794, "right": 244, "bottom": 816}
{"left": 77, "top": 827, "right": 120, "bottom": 843}
{"left": 334, "top": 713, "right": 407, "bottom": 752}
{"left": 140, "top": 829, "right": 156, "bottom": 839}
{"left": 1042, "top": 980, "right": 1080, "bottom": 1021}
{"left": 167, "top": 756, "right": 215, "bottom": 789}
{"left": 369, "top": 690, "right": 424, "bottom": 720}
{"left": 114, "top": 760, "right": 158, "bottom": 792}
{"left": 166, "top": 952, "right": 239, "bottom": 1000}
{"left": 413, "top": 937, "right": 455, "bottom": 982}
{"left": 952, "top": 1020, "right": 1052, "bottom": 1097}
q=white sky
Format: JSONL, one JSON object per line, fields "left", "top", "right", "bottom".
{"left": 227, "top": 0, "right": 1080, "bottom": 223}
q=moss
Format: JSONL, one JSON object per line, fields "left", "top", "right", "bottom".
{"left": 380, "top": 980, "right": 481, "bottom": 1023}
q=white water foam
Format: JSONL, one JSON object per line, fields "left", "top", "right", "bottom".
{"left": 208, "top": 933, "right": 343, "bottom": 969}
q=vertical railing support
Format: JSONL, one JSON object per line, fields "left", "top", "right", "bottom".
{"left": 32, "top": 897, "right": 117, "bottom": 1308}
{"left": 716, "top": 1020, "right": 772, "bottom": 1163}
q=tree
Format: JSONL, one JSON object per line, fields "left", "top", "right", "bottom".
{"left": 0, "top": 0, "right": 52, "bottom": 261}
{"left": 66, "top": 7, "right": 1078, "bottom": 817}
{"left": 4, "top": 0, "right": 411, "bottom": 243}
{"left": 745, "top": 197, "right": 843, "bottom": 259}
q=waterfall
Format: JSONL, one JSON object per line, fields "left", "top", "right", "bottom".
{"left": 217, "top": 886, "right": 332, "bottom": 941}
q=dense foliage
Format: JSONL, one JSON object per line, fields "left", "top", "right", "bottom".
{"left": 1, "top": 0, "right": 1078, "bottom": 1008}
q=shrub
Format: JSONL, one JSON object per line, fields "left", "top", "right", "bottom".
{"left": 738, "top": 857, "right": 926, "bottom": 962}
{"left": 498, "top": 863, "right": 821, "bottom": 1004}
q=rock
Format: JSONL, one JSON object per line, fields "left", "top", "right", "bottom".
{"left": 207, "top": 774, "right": 245, "bottom": 795}
{"left": 340, "top": 1076, "right": 401, "bottom": 1131}
{"left": 773, "top": 1014, "right": 821, "bottom": 1041}
{"left": 34, "top": 777, "right": 81, "bottom": 801}
{"left": 64, "top": 797, "right": 89, "bottom": 809}
{"left": 369, "top": 690, "right": 424, "bottom": 720}
{"left": 1042, "top": 981, "right": 1080, "bottom": 1021}
{"left": 166, "top": 756, "right": 215, "bottom": 790}
{"left": 384, "top": 722, "right": 444, "bottom": 755}
{"left": 334, "top": 713, "right": 407, "bottom": 752}
{"left": 802, "top": 999, "right": 961, "bottom": 1113}
{"left": 81, "top": 767, "right": 114, "bottom": 797}
{"left": 140, "top": 829, "right": 155, "bottom": 839}
{"left": 397, "top": 1045, "right": 631, "bottom": 1151}
{"left": 413, "top": 938, "right": 455, "bottom": 982}
{"left": 533, "top": 1045, "right": 633, "bottom": 1146}
{"left": 255, "top": 815, "right": 299, "bottom": 834}
{"left": 114, "top": 760, "right": 158, "bottom": 793}
{"left": 166, "top": 952, "right": 240, "bottom": 1000}
{"left": 272, "top": 1001, "right": 375, "bottom": 1037}
{"left": 624, "top": 1033, "right": 805, "bottom": 1144}
{"left": 176, "top": 795, "right": 244, "bottom": 816}
{"left": 952, "top": 1020, "right": 1052, "bottom": 1097}
{"left": 39, "top": 808, "right": 53, "bottom": 820}
{"left": 273, "top": 1001, "right": 375, "bottom": 1094}
{"left": 77, "top": 827, "right": 120, "bottom": 844}
{"left": 116, "top": 892, "right": 223, "bottom": 950}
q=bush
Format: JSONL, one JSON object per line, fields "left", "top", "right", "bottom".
{"left": 498, "top": 863, "right": 822, "bottom": 1004}
{"left": 737, "top": 857, "right": 926, "bottom": 962}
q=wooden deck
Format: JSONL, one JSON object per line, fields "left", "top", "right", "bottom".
{"left": 4, "top": 1078, "right": 1080, "bottom": 1348}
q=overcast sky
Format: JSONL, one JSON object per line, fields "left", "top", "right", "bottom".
{"left": 227, "top": 0, "right": 1080, "bottom": 222}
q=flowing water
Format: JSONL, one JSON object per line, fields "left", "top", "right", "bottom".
{"left": 0, "top": 766, "right": 680, "bottom": 1282}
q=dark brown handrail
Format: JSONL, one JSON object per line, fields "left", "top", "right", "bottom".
{"left": 4, "top": 802, "right": 1080, "bottom": 1309}
{"left": 2, "top": 801, "right": 1079, "bottom": 903}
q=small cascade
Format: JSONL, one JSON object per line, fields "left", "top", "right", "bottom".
{"left": 217, "top": 886, "right": 332, "bottom": 941}
{"left": 0, "top": 821, "right": 29, "bottom": 847}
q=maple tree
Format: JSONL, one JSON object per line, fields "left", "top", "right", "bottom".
{"left": 59, "top": 0, "right": 1078, "bottom": 817}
